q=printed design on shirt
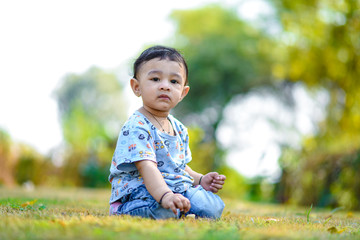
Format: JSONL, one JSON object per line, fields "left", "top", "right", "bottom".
{"left": 164, "top": 140, "right": 170, "bottom": 148}
{"left": 139, "top": 150, "right": 154, "bottom": 159}
{"left": 123, "top": 130, "right": 130, "bottom": 136}
{"left": 138, "top": 134, "right": 146, "bottom": 140}
{"left": 111, "top": 156, "right": 116, "bottom": 166}
{"left": 157, "top": 161, "right": 164, "bottom": 167}
{"left": 124, "top": 158, "right": 132, "bottom": 164}
{"left": 121, "top": 183, "right": 129, "bottom": 192}
{"left": 144, "top": 117, "right": 150, "bottom": 124}
{"left": 173, "top": 183, "right": 183, "bottom": 192}
{"left": 185, "top": 134, "right": 189, "bottom": 144}
{"left": 138, "top": 127, "right": 152, "bottom": 141}
{"left": 154, "top": 140, "right": 165, "bottom": 151}
{"left": 128, "top": 144, "right": 136, "bottom": 152}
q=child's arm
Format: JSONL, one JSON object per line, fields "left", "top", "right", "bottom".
{"left": 185, "top": 165, "right": 226, "bottom": 193}
{"left": 135, "top": 160, "right": 191, "bottom": 215}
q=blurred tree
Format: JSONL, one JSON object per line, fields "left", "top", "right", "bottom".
{"left": 268, "top": 0, "right": 360, "bottom": 209}
{"left": 53, "top": 67, "right": 127, "bottom": 187}
{"left": 171, "top": 5, "right": 274, "bottom": 169}
{"left": 14, "top": 144, "right": 52, "bottom": 186}
{"left": 0, "top": 129, "right": 17, "bottom": 186}
{"left": 0, "top": 128, "right": 55, "bottom": 187}
{"left": 187, "top": 126, "right": 247, "bottom": 199}
{"left": 269, "top": 0, "right": 360, "bottom": 153}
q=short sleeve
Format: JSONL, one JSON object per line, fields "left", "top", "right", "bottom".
{"left": 113, "top": 126, "right": 156, "bottom": 172}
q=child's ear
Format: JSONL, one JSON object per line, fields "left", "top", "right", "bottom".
{"left": 180, "top": 86, "right": 190, "bottom": 101}
{"left": 130, "top": 78, "right": 141, "bottom": 97}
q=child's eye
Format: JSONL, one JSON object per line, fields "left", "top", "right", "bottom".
{"left": 170, "top": 80, "right": 179, "bottom": 84}
{"left": 152, "top": 77, "right": 160, "bottom": 81}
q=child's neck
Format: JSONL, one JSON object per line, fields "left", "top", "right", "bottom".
{"left": 141, "top": 106, "right": 169, "bottom": 119}
{"left": 140, "top": 106, "right": 173, "bottom": 135}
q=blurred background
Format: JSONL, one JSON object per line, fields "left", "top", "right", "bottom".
{"left": 1, "top": 0, "right": 359, "bottom": 210}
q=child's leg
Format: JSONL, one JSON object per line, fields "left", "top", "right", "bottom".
{"left": 183, "top": 185, "right": 225, "bottom": 219}
{"left": 114, "top": 186, "right": 179, "bottom": 219}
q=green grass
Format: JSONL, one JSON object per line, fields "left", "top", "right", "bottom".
{"left": 1, "top": 187, "right": 359, "bottom": 239}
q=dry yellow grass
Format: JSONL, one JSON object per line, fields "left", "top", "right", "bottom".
{"left": 1, "top": 187, "right": 359, "bottom": 239}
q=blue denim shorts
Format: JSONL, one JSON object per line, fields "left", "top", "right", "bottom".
{"left": 111, "top": 185, "right": 225, "bottom": 220}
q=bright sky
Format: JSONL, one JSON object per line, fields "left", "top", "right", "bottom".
{"left": 0, "top": 0, "right": 217, "bottom": 153}
{"left": 1, "top": 0, "right": 310, "bottom": 180}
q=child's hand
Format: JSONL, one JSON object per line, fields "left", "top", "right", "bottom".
{"left": 161, "top": 193, "right": 191, "bottom": 215}
{"left": 201, "top": 172, "right": 226, "bottom": 193}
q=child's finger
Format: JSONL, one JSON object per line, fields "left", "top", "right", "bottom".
{"left": 209, "top": 186, "right": 219, "bottom": 193}
{"left": 168, "top": 202, "right": 177, "bottom": 215}
{"left": 212, "top": 179, "right": 225, "bottom": 185}
{"left": 211, "top": 183, "right": 223, "bottom": 190}
{"left": 216, "top": 175, "right": 226, "bottom": 181}
{"left": 181, "top": 196, "right": 191, "bottom": 212}
{"left": 178, "top": 198, "right": 190, "bottom": 213}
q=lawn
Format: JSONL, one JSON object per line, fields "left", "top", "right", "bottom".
{"left": 0, "top": 187, "right": 359, "bottom": 239}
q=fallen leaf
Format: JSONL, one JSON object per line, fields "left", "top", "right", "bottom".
{"left": 57, "top": 220, "right": 67, "bottom": 227}
{"left": 327, "top": 226, "right": 338, "bottom": 234}
{"left": 21, "top": 199, "right": 37, "bottom": 208}
{"left": 265, "top": 218, "right": 279, "bottom": 223}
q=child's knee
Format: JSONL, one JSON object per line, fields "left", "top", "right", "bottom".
{"left": 200, "top": 197, "right": 225, "bottom": 219}
{"left": 188, "top": 187, "right": 225, "bottom": 219}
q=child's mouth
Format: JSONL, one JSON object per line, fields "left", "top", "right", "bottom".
{"left": 158, "top": 94, "right": 170, "bottom": 100}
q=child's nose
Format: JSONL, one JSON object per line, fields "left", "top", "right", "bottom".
{"left": 159, "top": 79, "right": 170, "bottom": 90}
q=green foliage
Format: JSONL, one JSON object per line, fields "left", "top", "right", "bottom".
{"left": 171, "top": 5, "right": 275, "bottom": 172}
{"left": 172, "top": 5, "right": 274, "bottom": 120}
{"left": 187, "top": 127, "right": 216, "bottom": 173}
{"left": 14, "top": 144, "right": 52, "bottom": 185}
{"left": 277, "top": 148, "right": 360, "bottom": 210}
{"left": 53, "top": 67, "right": 127, "bottom": 187}
{"left": 0, "top": 128, "right": 16, "bottom": 186}
{"left": 269, "top": 0, "right": 360, "bottom": 210}
{"left": 216, "top": 165, "right": 247, "bottom": 199}
{"left": 0, "top": 128, "right": 54, "bottom": 187}
{"left": 306, "top": 204, "right": 313, "bottom": 223}
{"left": 269, "top": 0, "right": 360, "bottom": 153}
{"left": 54, "top": 67, "right": 126, "bottom": 148}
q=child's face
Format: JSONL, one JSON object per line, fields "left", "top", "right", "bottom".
{"left": 131, "top": 58, "right": 189, "bottom": 114}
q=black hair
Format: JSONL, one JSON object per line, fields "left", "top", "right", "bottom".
{"left": 133, "top": 45, "right": 189, "bottom": 85}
